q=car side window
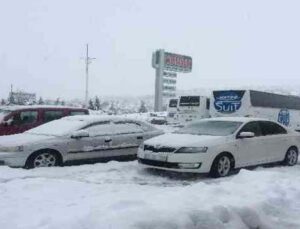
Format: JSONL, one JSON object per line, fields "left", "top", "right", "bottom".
{"left": 259, "top": 121, "right": 287, "bottom": 136}
{"left": 15, "top": 111, "right": 38, "bottom": 125}
{"left": 83, "top": 121, "right": 113, "bottom": 137}
{"left": 113, "top": 121, "right": 144, "bottom": 134}
{"left": 44, "top": 111, "right": 64, "bottom": 123}
{"left": 239, "top": 121, "right": 262, "bottom": 137}
{"left": 70, "top": 111, "right": 87, "bottom": 116}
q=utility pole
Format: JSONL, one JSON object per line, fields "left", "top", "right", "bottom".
{"left": 84, "top": 44, "right": 96, "bottom": 108}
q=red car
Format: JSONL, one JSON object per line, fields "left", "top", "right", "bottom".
{"left": 0, "top": 106, "right": 89, "bottom": 136}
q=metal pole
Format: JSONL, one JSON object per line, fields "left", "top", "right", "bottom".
{"left": 85, "top": 44, "right": 89, "bottom": 108}
{"left": 154, "top": 49, "right": 164, "bottom": 111}
{"left": 84, "top": 44, "right": 96, "bottom": 108}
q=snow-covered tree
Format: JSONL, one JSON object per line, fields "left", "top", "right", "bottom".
{"left": 88, "top": 99, "right": 95, "bottom": 110}
{"left": 55, "top": 98, "right": 60, "bottom": 105}
{"left": 8, "top": 93, "right": 15, "bottom": 105}
{"left": 138, "top": 100, "right": 148, "bottom": 113}
{"left": 61, "top": 100, "right": 65, "bottom": 106}
{"left": 108, "top": 102, "right": 117, "bottom": 114}
{"left": 95, "top": 96, "right": 101, "bottom": 110}
{"left": 1, "top": 99, "right": 6, "bottom": 105}
{"left": 38, "top": 97, "right": 44, "bottom": 105}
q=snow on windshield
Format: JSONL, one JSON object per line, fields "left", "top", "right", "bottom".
{"left": 175, "top": 120, "right": 242, "bottom": 136}
{"left": 27, "top": 119, "right": 87, "bottom": 136}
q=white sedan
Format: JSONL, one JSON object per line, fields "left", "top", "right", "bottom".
{"left": 0, "top": 115, "right": 163, "bottom": 168}
{"left": 138, "top": 117, "right": 299, "bottom": 177}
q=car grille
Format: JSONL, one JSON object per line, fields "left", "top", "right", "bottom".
{"left": 138, "top": 158, "right": 179, "bottom": 168}
{"left": 144, "top": 144, "right": 176, "bottom": 153}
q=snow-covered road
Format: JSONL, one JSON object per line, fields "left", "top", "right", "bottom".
{"left": 0, "top": 161, "right": 300, "bottom": 229}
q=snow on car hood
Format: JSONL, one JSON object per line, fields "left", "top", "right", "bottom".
{"left": 0, "top": 133, "right": 56, "bottom": 148}
{"left": 144, "top": 133, "right": 226, "bottom": 148}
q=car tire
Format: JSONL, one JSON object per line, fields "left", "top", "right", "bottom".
{"left": 25, "top": 150, "right": 61, "bottom": 169}
{"left": 210, "top": 153, "right": 233, "bottom": 178}
{"left": 282, "top": 147, "right": 298, "bottom": 166}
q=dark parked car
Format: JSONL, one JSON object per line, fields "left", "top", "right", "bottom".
{"left": 0, "top": 106, "right": 89, "bottom": 136}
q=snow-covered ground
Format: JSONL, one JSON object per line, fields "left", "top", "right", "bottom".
{"left": 0, "top": 161, "right": 300, "bottom": 229}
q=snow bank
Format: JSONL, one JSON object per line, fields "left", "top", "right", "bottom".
{"left": 0, "top": 162, "right": 299, "bottom": 229}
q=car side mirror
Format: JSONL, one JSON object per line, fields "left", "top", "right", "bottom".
{"left": 238, "top": 132, "right": 255, "bottom": 139}
{"left": 71, "top": 130, "right": 89, "bottom": 139}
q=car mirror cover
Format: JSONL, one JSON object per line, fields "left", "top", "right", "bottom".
{"left": 238, "top": 132, "right": 255, "bottom": 138}
{"left": 71, "top": 130, "right": 89, "bottom": 138}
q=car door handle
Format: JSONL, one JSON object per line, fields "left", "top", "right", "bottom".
{"left": 137, "top": 136, "right": 143, "bottom": 140}
{"left": 105, "top": 138, "right": 112, "bottom": 143}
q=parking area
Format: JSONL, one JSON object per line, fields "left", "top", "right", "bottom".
{"left": 0, "top": 161, "right": 300, "bottom": 229}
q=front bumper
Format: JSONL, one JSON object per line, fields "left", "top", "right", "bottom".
{"left": 0, "top": 151, "right": 28, "bottom": 167}
{"left": 137, "top": 148, "right": 212, "bottom": 173}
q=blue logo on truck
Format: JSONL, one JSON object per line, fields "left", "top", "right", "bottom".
{"left": 213, "top": 90, "right": 245, "bottom": 113}
{"left": 278, "top": 109, "right": 290, "bottom": 126}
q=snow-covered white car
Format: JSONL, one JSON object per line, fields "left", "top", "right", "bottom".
{"left": 138, "top": 117, "right": 300, "bottom": 177}
{"left": 0, "top": 115, "right": 163, "bottom": 168}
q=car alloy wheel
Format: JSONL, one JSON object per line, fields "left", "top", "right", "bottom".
{"left": 33, "top": 152, "right": 57, "bottom": 168}
{"left": 285, "top": 148, "right": 298, "bottom": 166}
{"left": 217, "top": 156, "right": 231, "bottom": 177}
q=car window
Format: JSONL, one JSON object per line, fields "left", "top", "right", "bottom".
{"left": 83, "top": 121, "right": 113, "bottom": 136}
{"left": 70, "top": 111, "right": 87, "bottom": 116}
{"left": 239, "top": 121, "right": 262, "bottom": 137}
{"left": 44, "top": 111, "right": 64, "bottom": 123}
{"left": 113, "top": 121, "right": 144, "bottom": 134}
{"left": 259, "top": 121, "right": 287, "bottom": 135}
{"left": 16, "top": 111, "right": 38, "bottom": 125}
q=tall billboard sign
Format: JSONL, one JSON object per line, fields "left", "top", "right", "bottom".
{"left": 164, "top": 52, "right": 192, "bottom": 73}
{"left": 152, "top": 49, "right": 192, "bottom": 111}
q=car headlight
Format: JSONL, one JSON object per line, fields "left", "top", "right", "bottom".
{"left": 0, "top": 145, "right": 24, "bottom": 152}
{"left": 175, "top": 147, "right": 208, "bottom": 154}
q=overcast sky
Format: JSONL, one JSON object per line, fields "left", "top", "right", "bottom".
{"left": 1, "top": 0, "right": 300, "bottom": 100}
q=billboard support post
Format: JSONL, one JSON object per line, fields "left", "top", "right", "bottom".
{"left": 154, "top": 49, "right": 164, "bottom": 111}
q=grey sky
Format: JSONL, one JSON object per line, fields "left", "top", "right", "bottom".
{"left": 1, "top": 0, "right": 300, "bottom": 100}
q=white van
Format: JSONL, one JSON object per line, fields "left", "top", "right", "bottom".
{"left": 210, "top": 90, "right": 300, "bottom": 130}
{"left": 176, "top": 95, "right": 210, "bottom": 123}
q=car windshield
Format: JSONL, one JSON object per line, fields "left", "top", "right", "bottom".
{"left": 175, "top": 120, "right": 243, "bottom": 136}
{"left": 27, "top": 119, "right": 86, "bottom": 136}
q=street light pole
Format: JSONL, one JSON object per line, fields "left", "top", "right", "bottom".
{"left": 84, "top": 44, "right": 96, "bottom": 108}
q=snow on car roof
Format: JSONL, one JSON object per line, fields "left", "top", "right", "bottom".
{"left": 62, "top": 115, "right": 148, "bottom": 125}
{"left": 0, "top": 105, "right": 86, "bottom": 111}
{"left": 27, "top": 115, "right": 155, "bottom": 137}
